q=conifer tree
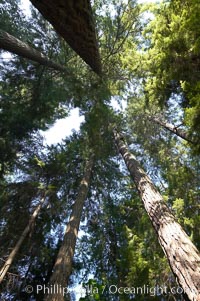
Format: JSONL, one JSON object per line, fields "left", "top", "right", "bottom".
{"left": 0, "top": 30, "right": 70, "bottom": 74}
{"left": 45, "top": 154, "right": 94, "bottom": 301}
{"left": 114, "top": 129, "right": 200, "bottom": 301}
{"left": 30, "top": 0, "right": 102, "bottom": 74}
{"left": 147, "top": 115, "right": 196, "bottom": 144}
{"left": 0, "top": 193, "right": 47, "bottom": 283}
{"left": 0, "top": 1, "right": 200, "bottom": 300}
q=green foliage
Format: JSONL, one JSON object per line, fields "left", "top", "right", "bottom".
{"left": 134, "top": 0, "right": 200, "bottom": 147}
{"left": 80, "top": 279, "right": 107, "bottom": 301}
{"left": 0, "top": 0, "right": 200, "bottom": 300}
{"left": 127, "top": 93, "right": 200, "bottom": 243}
{"left": 0, "top": 0, "right": 28, "bottom": 37}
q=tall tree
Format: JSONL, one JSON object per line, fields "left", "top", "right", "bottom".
{"left": 45, "top": 154, "right": 94, "bottom": 301}
{"left": 147, "top": 115, "right": 196, "bottom": 144}
{"left": 114, "top": 129, "right": 200, "bottom": 301}
{"left": 0, "top": 132, "right": 84, "bottom": 299}
{"left": 135, "top": 0, "right": 200, "bottom": 147}
{"left": 0, "top": 30, "right": 71, "bottom": 74}
{"left": 1, "top": 0, "right": 200, "bottom": 300}
{"left": 29, "top": 0, "right": 102, "bottom": 74}
{"left": 0, "top": 192, "right": 47, "bottom": 284}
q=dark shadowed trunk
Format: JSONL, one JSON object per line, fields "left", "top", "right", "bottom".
{"left": 114, "top": 129, "right": 200, "bottom": 301}
{"left": 30, "top": 0, "right": 101, "bottom": 74}
{"left": 0, "top": 196, "right": 46, "bottom": 283}
{"left": 44, "top": 154, "right": 94, "bottom": 301}
{"left": 0, "top": 30, "right": 70, "bottom": 73}
{"left": 148, "top": 115, "right": 196, "bottom": 144}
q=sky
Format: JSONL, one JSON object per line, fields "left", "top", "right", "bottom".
{"left": 40, "top": 108, "right": 85, "bottom": 145}
{"left": 19, "top": 0, "right": 126, "bottom": 146}
{"left": 12, "top": 0, "right": 156, "bottom": 299}
{"left": 19, "top": 0, "right": 156, "bottom": 146}
{"left": 41, "top": 97, "right": 126, "bottom": 145}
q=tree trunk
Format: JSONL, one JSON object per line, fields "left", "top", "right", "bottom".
{"left": 114, "top": 129, "right": 200, "bottom": 301}
{"left": 0, "top": 196, "right": 46, "bottom": 283}
{"left": 0, "top": 30, "right": 69, "bottom": 74}
{"left": 29, "top": 0, "right": 102, "bottom": 74}
{"left": 148, "top": 115, "right": 195, "bottom": 144}
{"left": 44, "top": 155, "right": 94, "bottom": 301}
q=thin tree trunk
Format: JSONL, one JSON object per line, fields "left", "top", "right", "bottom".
{"left": 0, "top": 196, "right": 46, "bottom": 283}
{"left": 114, "top": 129, "right": 200, "bottom": 301}
{"left": 0, "top": 30, "right": 69, "bottom": 74}
{"left": 148, "top": 115, "right": 195, "bottom": 144}
{"left": 45, "top": 155, "right": 94, "bottom": 301}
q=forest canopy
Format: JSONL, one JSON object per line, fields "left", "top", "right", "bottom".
{"left": 0, "top": 0, "right": 200, "bottom": 300}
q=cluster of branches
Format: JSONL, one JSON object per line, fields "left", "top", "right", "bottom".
{"left": 0, "top": 1, "right": 200, "bottom": 301}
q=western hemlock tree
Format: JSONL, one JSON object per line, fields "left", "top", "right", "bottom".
{"left": 114, "top": 129, "right": 200, "bottom": 301}
{"left": 45, "top": 154, "right": 94, "bottom": 301}
{"left": 29, "top": 0, "right": 102, "bottom": 74}
{"left": 147, "top": 115, "right": 196, "bottom": 144}
{"left": 0, "top": 30, "right": 70, "bottom": 74}
{"left": 0, "top": 193, "right": 47, "bottom": 283}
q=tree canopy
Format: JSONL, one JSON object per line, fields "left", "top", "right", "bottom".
{"left": 0, "top": 0, "right": 200, "bottom": 300}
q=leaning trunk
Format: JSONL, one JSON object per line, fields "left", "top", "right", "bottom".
{"left": 45, "top": 155, "right": 94, "bottom": 301}
{"left": 0, "top": 196, "right": 46, "bottom": 283}
{"left": 114, "top": 129, "right": 200, "bottom": 301}
{"left": 0, "top": 30, "right": 69, "bottom": 74}
{"left": 148, "top": 116, "right": 195, "bottom": 144}
{"left": 29, "top": 0, "right": 102, "bottom": 74}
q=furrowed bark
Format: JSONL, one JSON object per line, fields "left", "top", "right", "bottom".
{"left": 30, "top": 0, "right": 102, "bottom": 74}
{"left": 114, "top": 129, "right": 200, "bottom": 301}
{"left": 0, "top": 196, "right": 46, "bottom": 283}
{"left": 0, "top": 30, "right": 69, "bottom": 74}
{"left": 45, "top": 155, "right": 94, "bottom": 301}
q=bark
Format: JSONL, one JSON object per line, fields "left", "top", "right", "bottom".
{"left": 44, "top": 155, "right": 94, "bottom": 301}
{"left": 29, "top": 0, "right": 102, "bottom": 74}
{"left": 114, "top": 129, "right": 200, "bottom": 301}
{"left": 148, "top": 116, "right": 196, "bottom": 144}
{"left": 0, "top": 196, "right": 46, "bottom": 283}
{"left": 0, "top": 30, "right": 70, "bottom": 74}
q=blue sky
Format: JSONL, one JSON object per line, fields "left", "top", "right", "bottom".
{"left": 14, "top": 0, "right": 158, "bottom": 299}
{"left": 19, "top": 0, "right": 156, "bottom": 145}
{"left": 41, "top": 97, "right": 127, "bottom": 145}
